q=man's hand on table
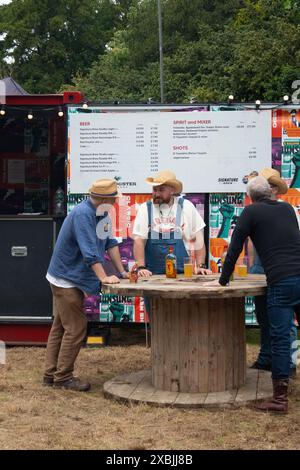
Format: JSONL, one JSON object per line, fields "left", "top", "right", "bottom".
{"left": 101, "top": 275, "right": 120, "bottom": 284}
{"left": 138, "top": 268, "right": 152, "bottom": 278}
{"left": 196, "top": 267, "right": 213, "bottom": 275}
{"left": 120, "top": 271, "right": 130, "bottom": 280}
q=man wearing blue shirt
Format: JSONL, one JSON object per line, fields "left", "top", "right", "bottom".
{"left": 44, "top": 179, "right": 128, "bottom": 392}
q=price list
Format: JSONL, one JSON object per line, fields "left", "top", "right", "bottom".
{"left": 150, "top": 124, "right": 159, "bottom": 172}
{"left": 69, "top": 110, "right": 271, "bottom": 194}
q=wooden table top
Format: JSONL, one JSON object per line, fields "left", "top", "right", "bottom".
{"left": 102, "top": 274, "right": 267, "bottom": 299}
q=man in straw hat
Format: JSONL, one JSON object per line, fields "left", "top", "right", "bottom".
{"left": 247, "top": 169, "right": 298, "bottom": 379}
{"left": 132, "top": 170, "right": 211, "bottom": 277}
{"left": 44, "top": 179, "right": 128, "bottom": 391}
{"left": 207, "top": 174, "right": 300, "bottom": 413}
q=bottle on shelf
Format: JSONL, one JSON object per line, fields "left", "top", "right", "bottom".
{"left": 165, "top": 246, "right": 177, "bottom": 279}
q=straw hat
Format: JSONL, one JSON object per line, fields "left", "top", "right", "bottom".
{"left": 146, "top": 170, "right": 182, "bottom": 193}
{"left": 259, "top": 168, "right": 288, "bottom": 195}
{"left": 89, "top": 179, "right": 121, "bottom": 198}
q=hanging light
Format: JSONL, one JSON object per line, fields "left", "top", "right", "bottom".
{"left": 0, "top": 106, "right": 5, "bottom": 116}
{"left": 283, "top": 95, "right": 289, "bottom": 104}
{"left": 27, "top": 109, "right": 33, "bottom": 120}
{"left": 58, "top": 107, "right": 64, "bottom": 117}
{"left": 255, "top": 100, "right": 261, "bottom": 110}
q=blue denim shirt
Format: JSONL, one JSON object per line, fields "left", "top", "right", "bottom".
{"left": 48, "top": 199, "right": 119, "bottom": 294}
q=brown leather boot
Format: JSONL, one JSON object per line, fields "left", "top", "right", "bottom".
{"left": 255, "top": 379, "right": 288, "bottom": 414}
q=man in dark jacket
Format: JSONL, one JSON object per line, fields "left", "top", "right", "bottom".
{"left": 207, "top": 175, "right": 300, "bottom": 413}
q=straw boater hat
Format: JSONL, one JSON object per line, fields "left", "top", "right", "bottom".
{"left": 247, "top": 168, "right": 288, "bottom": 195}
{"left": 89, "top": 179, "right": 122, "bottom": 198}
{"left": 259, "top": 168, "right": 288, "bottom": 195}
{"left": 146, "top": 170, "right": 183, "bottom": 194}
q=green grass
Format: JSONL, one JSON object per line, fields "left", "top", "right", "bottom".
{"left": 246, "top": 328, "right": 260, "bottom": 344}
{"left": 246, "top": 327, "right": 300, "bottom": 345}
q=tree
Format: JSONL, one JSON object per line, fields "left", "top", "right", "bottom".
{"left": 71, "top": 0, "right": 242, "bottom": 102}
{"left": 228, "top": 0, "right": 300, "bottom": 100}
{"left": 71, "top": 0, "right": 300, "bottom": 103}
{"left": 0, "top": 0, "right": 131, "bottom": 93}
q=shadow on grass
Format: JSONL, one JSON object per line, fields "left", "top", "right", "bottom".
{"left": 246, "top": 328, "right": 260, "bottom": 345}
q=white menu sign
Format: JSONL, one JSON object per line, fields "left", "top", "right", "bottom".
{"left": 69, "top": 110, "right": 271, "bottom": 193}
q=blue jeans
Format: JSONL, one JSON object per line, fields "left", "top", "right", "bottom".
{"left": 255, "top": 295, "right": 297, "bottom": 371}
{"left": 267, "top": 276, "right": 300, "bottom": 379}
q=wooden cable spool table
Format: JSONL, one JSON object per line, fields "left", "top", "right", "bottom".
{"left": 102, "top": 274, "right": 273, "bottom": 408}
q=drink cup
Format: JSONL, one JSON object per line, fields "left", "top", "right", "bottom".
{"left": 236, "top": 264, "right": 247, "bottom": 276}
{"left": 184, "top": 257, "right": 193, "bottom": 278}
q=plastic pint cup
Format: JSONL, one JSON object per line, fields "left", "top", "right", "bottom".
{"left": 236, "top": 264, "right": 247, "bottom": 276}
{"left": 184, "top": 258, "right": 193, "bottom": 278}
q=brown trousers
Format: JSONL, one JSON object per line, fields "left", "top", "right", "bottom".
{"left": 44, "top": 284, "right": 87, "bottom": 383}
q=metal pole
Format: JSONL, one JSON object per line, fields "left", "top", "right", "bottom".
{"left": 157, "top": 0, "right": 164, "bottom": 103}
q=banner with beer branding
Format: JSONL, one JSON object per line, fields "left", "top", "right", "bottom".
{"left": 272, "top": 108, "right": 300, "bottom": 186}
{"left": 84, "top": 294, "right": 148, "bottom": 323}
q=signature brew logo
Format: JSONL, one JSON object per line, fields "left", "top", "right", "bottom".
{"left": 218, "top": 177, "right": 239, "bottom": 182}
{"left": 218, "top": 177, "right": 239, "bottom": 186}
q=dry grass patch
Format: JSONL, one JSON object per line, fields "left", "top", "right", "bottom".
{"left": 0, "top": 328, "right": 299, "bottom": 450}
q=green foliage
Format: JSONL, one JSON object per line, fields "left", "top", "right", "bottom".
{"left": 227, "top": 22, "right": 300, "bottom": 101}
{"left": 1, "top": 0, "right": 299, "bottom": 102}
{"left": 73, "top": 0, "right": 300, "bottom": 103}
{"left": 0, "top": 0, "right": 131, "bottom": 93}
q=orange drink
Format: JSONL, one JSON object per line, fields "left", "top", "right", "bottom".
{"left": 236, "top": 264, "right": 247, "bottom": 276}
{"left": 184, "top": 258, "right": 193, "bottom": 278}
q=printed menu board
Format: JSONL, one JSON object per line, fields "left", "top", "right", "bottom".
{"left": 69, "top": 110, "right": 272, "bottom": 194}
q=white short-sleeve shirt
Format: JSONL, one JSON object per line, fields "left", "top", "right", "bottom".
{"left": 132, "top": 197, "right": 206, "bottom": 252}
